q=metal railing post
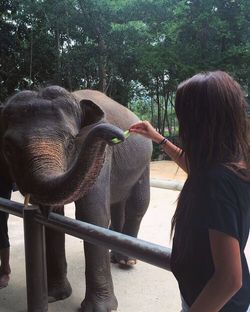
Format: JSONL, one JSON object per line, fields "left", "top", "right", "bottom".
{"left": 23, "top": 206, "right": 48, "bottom": 312}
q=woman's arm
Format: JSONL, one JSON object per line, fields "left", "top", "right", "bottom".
{"left": 161, "top": 139, "right": 187, "bottom": 173}
{"left": 129, "top": 121, "right": 188, "bottom": 172}
{"left": 189, "top": 229, "right": 242, "bottom": 312}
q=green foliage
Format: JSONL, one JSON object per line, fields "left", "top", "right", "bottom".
{"left": 0, "top": 0, "right": 249, "bottom": 158}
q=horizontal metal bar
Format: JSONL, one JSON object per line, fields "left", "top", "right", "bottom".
{"left": 0, "top": 197, "right": 23, "bottom": 218}
{"left": 36, "top": 212, "right": 172, "bottom": 271}
{"left": 150, "top": 178, "right": 184, "bottom": 191}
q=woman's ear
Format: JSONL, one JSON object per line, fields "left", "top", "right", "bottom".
{"left": 80, "top": 99, "right": 105, "bottom": 127}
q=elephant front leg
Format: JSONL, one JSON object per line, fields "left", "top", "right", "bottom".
{"left": 76, "top": 179, "right": 118, "bottom": 311}
{"left": 81, "top": 242, "right": 118, "bottom": 312}
{"left": 43, "top": 206, "right": 72, "bottom": 302}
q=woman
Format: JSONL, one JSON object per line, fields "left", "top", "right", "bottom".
{"left": 129, "top": 71, "right": 250, "bottom": 311}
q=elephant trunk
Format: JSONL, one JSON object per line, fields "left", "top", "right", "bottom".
{"left": 25, "top": 139, "right": 66, "bottom": 177}
{"left": 27, "top": 123, "right": 125, "bottom": 206}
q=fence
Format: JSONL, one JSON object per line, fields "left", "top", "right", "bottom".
{"left": 0, "top": 179, "right": 181, "bottom": 312}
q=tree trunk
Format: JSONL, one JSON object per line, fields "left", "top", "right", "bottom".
{"left": 150, "top": 97, "right": 154, "bottom": 124}
{"left": 163, "top": 91, "right": 171, "bottom": 137}
{"left": 156, "top": 77, "right": 161, "bottom": 133}
{"left": 55, "top": 22, "right": 61, "bottom": 85}
{"left": 66, "top": 7, "right": 72, "bottom": 91}
{"left": 29, "top": 27, "right": 33, "bottom": 85}
{"left": 98, "top": 35, "right": 108, "bottom": 93}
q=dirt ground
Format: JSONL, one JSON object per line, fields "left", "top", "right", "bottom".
{"left": 150, "top": 160, "right": 187, "bottom": 181}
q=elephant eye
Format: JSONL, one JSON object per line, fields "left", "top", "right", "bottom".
{"left": 67, "top": 139, "right": 74, "bottom": 151}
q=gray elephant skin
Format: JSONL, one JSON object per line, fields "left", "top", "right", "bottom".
{"left": 0, "top": 86, "right": 152, "bottom": 312}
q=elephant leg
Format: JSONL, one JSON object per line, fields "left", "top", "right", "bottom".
{"left": 123, "top": 166, "right": 150, "bottom": 237}
{"left": 43, "top": 206, "right": 72, "bottom": 302}
{"left": 109, "top": 201, "right": 125, "bottom": 264}
{"left": 111, "top": 166, "right": 150, "bottom": 266}
{"left": 82, "top": 241, "right": 117, "bottom": 312}
{"left": 110, "top": 201, "right": 126, "bottom": 232}
{"left": 75, "top": 171, "right": 118, "bottom": 312}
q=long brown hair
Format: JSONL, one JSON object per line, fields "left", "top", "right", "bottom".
{"left": 171, "top": 71, "right": 249, "bottom": 237}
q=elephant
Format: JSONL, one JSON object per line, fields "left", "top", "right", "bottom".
{"left": 0, "top": 86, "right": 152, "bottom": 312}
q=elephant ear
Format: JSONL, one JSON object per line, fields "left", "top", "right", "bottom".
{"left": 80, "top": 99, "right": 105, "bottom": 127}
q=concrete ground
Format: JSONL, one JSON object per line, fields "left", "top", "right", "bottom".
{"left": 0, "top": 161, "right": 249, "bottom": 312}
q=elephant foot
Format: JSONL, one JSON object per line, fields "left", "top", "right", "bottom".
{"left": 48, "top": 277, "right": 72, "bottom": 303}
{"left": 0, "top": 272, "right": 10, "bottom": 289}
{"left": 110, "top": 251, "right": 137, "bottom": 267}
{"left": 80, "top": 293, "right": 118, "bottom": 312}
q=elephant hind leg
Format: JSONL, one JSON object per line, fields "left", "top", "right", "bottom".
{"left": 109, "top": 199, "right": 138, "bottom": 266}
{"left": 111, "top": 166, "right": 150, "bottom": 267}
{"left": 109, "top": 201, "right": 126, "bottom": 264}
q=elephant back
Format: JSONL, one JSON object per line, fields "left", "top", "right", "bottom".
{"left": 73, "top": 90, "right": 139, "bottom": 131}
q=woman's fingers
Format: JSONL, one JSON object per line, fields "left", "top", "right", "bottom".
{"left": 129, "top": 121, "right": 153, "bottom": 139}
{"left": 129, "top": 121, "right": 148, "bottom": 131}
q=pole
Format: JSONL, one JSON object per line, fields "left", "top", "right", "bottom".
{"left": 23, "top": 206, "right": 48, "bottom": 312}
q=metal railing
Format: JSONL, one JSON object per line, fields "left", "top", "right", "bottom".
{"left": 0, "top": 180, "right": 176, "bottom": 312}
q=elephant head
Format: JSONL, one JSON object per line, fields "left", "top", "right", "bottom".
{"left": 1, "top": 86, "right": 125, "bottom": 206}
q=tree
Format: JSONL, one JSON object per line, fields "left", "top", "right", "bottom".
{"left": 0, "top": 0, "right": 249, "bottom": 128}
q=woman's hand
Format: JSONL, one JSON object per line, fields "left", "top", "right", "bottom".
{"left": 129, "top": 121, "right": 164, "bottom": 143}
{"left": 130, "top": 120, "right": 188, "bottom": 172}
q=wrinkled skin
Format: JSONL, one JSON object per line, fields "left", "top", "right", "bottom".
{"left": 0, "top": 87, "right": 152, "bottom": 312}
